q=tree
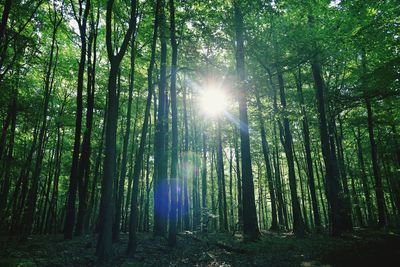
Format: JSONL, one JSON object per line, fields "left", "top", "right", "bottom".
{"left": 64, "top": 0, "right": 91, "bottom": 239}
{"left": 127, "top": 0, "right": 160, "bottom": 255}
{"left": 153, "top": 0, "right": 168, "bottom": 237}
{"left": 233, "top": 0, "right": 260, "bottom": 241}
{"left": 96, "top": 0, "right": 137, "bottom": 259}
{"left": 168, "top": 0, "right": 178, "bottom": 247}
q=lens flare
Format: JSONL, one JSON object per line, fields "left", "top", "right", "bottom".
{"left": 199, "top": 88, "right": 228, "bottom": 117}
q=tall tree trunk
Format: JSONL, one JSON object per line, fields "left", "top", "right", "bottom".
{"left": 216, "top": 119, "right": 228, "bottom": 232}
{"left": 347, "top": 157, "right": 364, "bottom": 227}
{"left": 334, "top": 115, "right": 353, "bottom": 228}
{"left": 114, "top": 27, "right": 137, "bottom": 242}
{"left": 229, "top": 142, "right": 234, "bottom": 230}
{"left": 294, "top": 69, "right": 321, "bottom": 229}
{"left": 365, "top": 99, "right": 385, "bottom": 227}
{"left": 234, "top": 128, "right": 243, "bottom": 230}
{"left": 97, "top": 0, "right": 136, "bottom": 259}
{"left": 277, "top": 69, "right": 305, "bottom": 236}
{"left": 211, "top": 147, "right": 217, "bottom": 230}
{"left": 254, "top": 88, "right": 278, "bottom": 231}
{"left": 64, "top": 0, "right": 90, "bottom": 239}
{"left": 355, "top": 127, "right": 374, "bottom": 225}
{"left": 168, "top": 0, "right": 178, "bottom": 247}
{"left": 182, "top": 86, "right": 190, "bottom": 230}
{"left": 0, "top": 91, "right": 16, "bottom": 224}
{"left": 21, "top": 9, "right": 62, "bottom": 239}
{"left": 127, "top": 0, "right": 158, "bottom": 255}
{"left": 88, "top": 99, "right": 106, "bottom": 230}
{"left": 233, "top": 0, "right": 259, "bottom": 241}
{"left": 45, "top": 97, "right": 65, "bottom": 233}
{"left": 76, "top": 10, "right": 99, "bottom": 235}
{"left": 201, "top": 132, "right": 208, "bottom": 232}
{"left": 310, "top": 53, "right": 351, "bottom": 236}
{"left": 153, "top": 0, "right": 168, "bottom": 236}
{"left": 10, "top": 122, "right": 38, "bottom": 234}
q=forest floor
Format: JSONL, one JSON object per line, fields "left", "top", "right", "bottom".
{"left": 0, "top": 229, "right": 399, "bottom": 267}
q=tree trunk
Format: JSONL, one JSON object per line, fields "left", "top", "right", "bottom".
{"left": 76, "top": 11, "right": 98, "bottom": 235}
{"left": 127, "top": 0, "right": 159, "bottom": 255}
{"left": 234, "top": 128, "right": 243, "bottom": 230}
{"left": 294, "top": 70, "right": 321, "bottom": 229}
{"left": 310, "top": 54, "right": 351, "bottom": 236}
{"left": 0, "top": 92, "right": 16, "bottom": 225}
{"left": 233, "top": 0, "right": 259, "bottom": 240}
{"left": 355, "top": 127, "right": 374, "bottom": 225}
{"left": 277, "top": 69, "right": 305, "bottom": 236}
{"left": 366, "top": 99, "right": 385, "bottom": 227}
{"left": 97, "top": 0, "right": 136, "bottom": 259}
{"left": 168, "top": 0, "right": 178, "bottom": 247}
{"left": 20, "top": 12, "right": 61, "bottom": 239}
{"left": 182, "top": 86, "right": 190, "bottom": 230}
{"left": 255, "top": 88, "right": 278, "bottom": 231}
{"left": 216, "top": 119, "right": 228, "bottom": 232}
{"left": 114, "top": 29, "right": 137, "bottom": 242}
{"left": 64, "top": 0, "right": 90, "bottom": 239}
{"left": 153, "top": 0, "right": 168, "bottom": 236}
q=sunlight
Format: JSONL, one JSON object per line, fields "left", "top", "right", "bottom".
{"left": 199, "top": 86, "right": 228, "bottom": 117}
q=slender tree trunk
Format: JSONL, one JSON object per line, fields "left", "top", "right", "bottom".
{"left": 211, "top": 147, "right": 217, "bottom": 230}
{"left": 0, "top": 92, "right": 16, "bottom": 224}
{"left": 355, "top": 128, "right": 374, "bottom": 225}
{"left": 276, "top": 69, "right": 305, "bottom": 236}
{"left": 233, "top": 0, "right": 259, "bottom": 241}
{"left": 334, "top": 115, "right": 354, "bottom": 228}
{"left": 229, "top": 143, "right": 234, "bottom": 230}
{"left": 127, "top": 0, "right": 158, "bottom": 254}
{"left": 365, "top": 99, "right": 385, "bottom": 227}
{"left": 64, "top": 0, "right": 90, "bottom": 239}
{"left": 153, "top": 0, "right": 168, "bottom": 236}
{"left": 97, "top": 0, "right": 136, "bottom": 259}
{"left": 10, "top": 122, "right": 38, "bottom": 234}
{"left": 216, "top": 119, "right": 228, "bottom": 232}
{"left": 0, "top": 102, "right": 12, "bottom": 163}
{"left": 168, "top": 0, "right": 178, "bottom": 246}
{"left": 310, "top": 53, "right": 351, "bottom": 236}
{"left": 234, "top": 129, "right": 243, "bottom": 230}
{"left": 255, "top": 88, "right": 278, "bottom": 231}
{"left": 114, "top": 30, "right": 137, "bottom": 242}
{"left": 347, "top": 157, "right": 364, "bottom": 227}
{"left": 88, "top": 99, "right": 106, "bottom": 230}
{"left": 294, "top": 70, "right": 321, "bottom": 229}
{"left": 182, "top": 86, "right": 190, "bottom": 230}
{"left": 21, "top": 11, "right": 61, "bottom": 239}
{"left": 294, "top": 150, "right": 309, "bottom": 231}
{"left": 76, "top": 12, "right": 98, "bottom": 235}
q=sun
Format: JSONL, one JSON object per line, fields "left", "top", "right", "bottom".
{"left": 199, "top": 87, "right": 228, "bottom": 117}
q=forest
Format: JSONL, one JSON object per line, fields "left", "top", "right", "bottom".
{"left": 0, "top": 0, "right": 400, "bottom": 266}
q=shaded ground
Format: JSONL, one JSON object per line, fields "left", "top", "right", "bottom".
{"left": 0, "top": 229, "right": 399, "bottom": 266}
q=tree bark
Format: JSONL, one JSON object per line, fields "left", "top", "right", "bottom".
{"left": 233, "top": 0, "right": 259, "bottom": 240}
{"left": 127, "top": 0, "right": 159, "bottom": 255}
{"left": 254, "top": 88, "right": 278, "bottom": 231}
{"left": 168, "top": 0, "right": 178, "bottom": 247}
{"left": 366, "top": 99, "right": 386, "bottom": 227}
{"left": 97, "top": 0, "right": 136, "bottom": 259}
{"left": 64, "top": 0, "right": 91, "bottom": 239}
{"left": 311, "top": 56, "right": 351, "bottom": 236}
{"left": 153, "top": 0, "right": 168, "bottom": 236}
{"left": 20, "top": 9, "right": 61, "bottom": 239}
{"left": 294, "top": 69, "right": 321, "bottom": 229}
{"left": 114, "top": 26, "right": 137, "bottom": 242}
{"left": 277, "top": 69, "right": 305, "bottom": 236}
